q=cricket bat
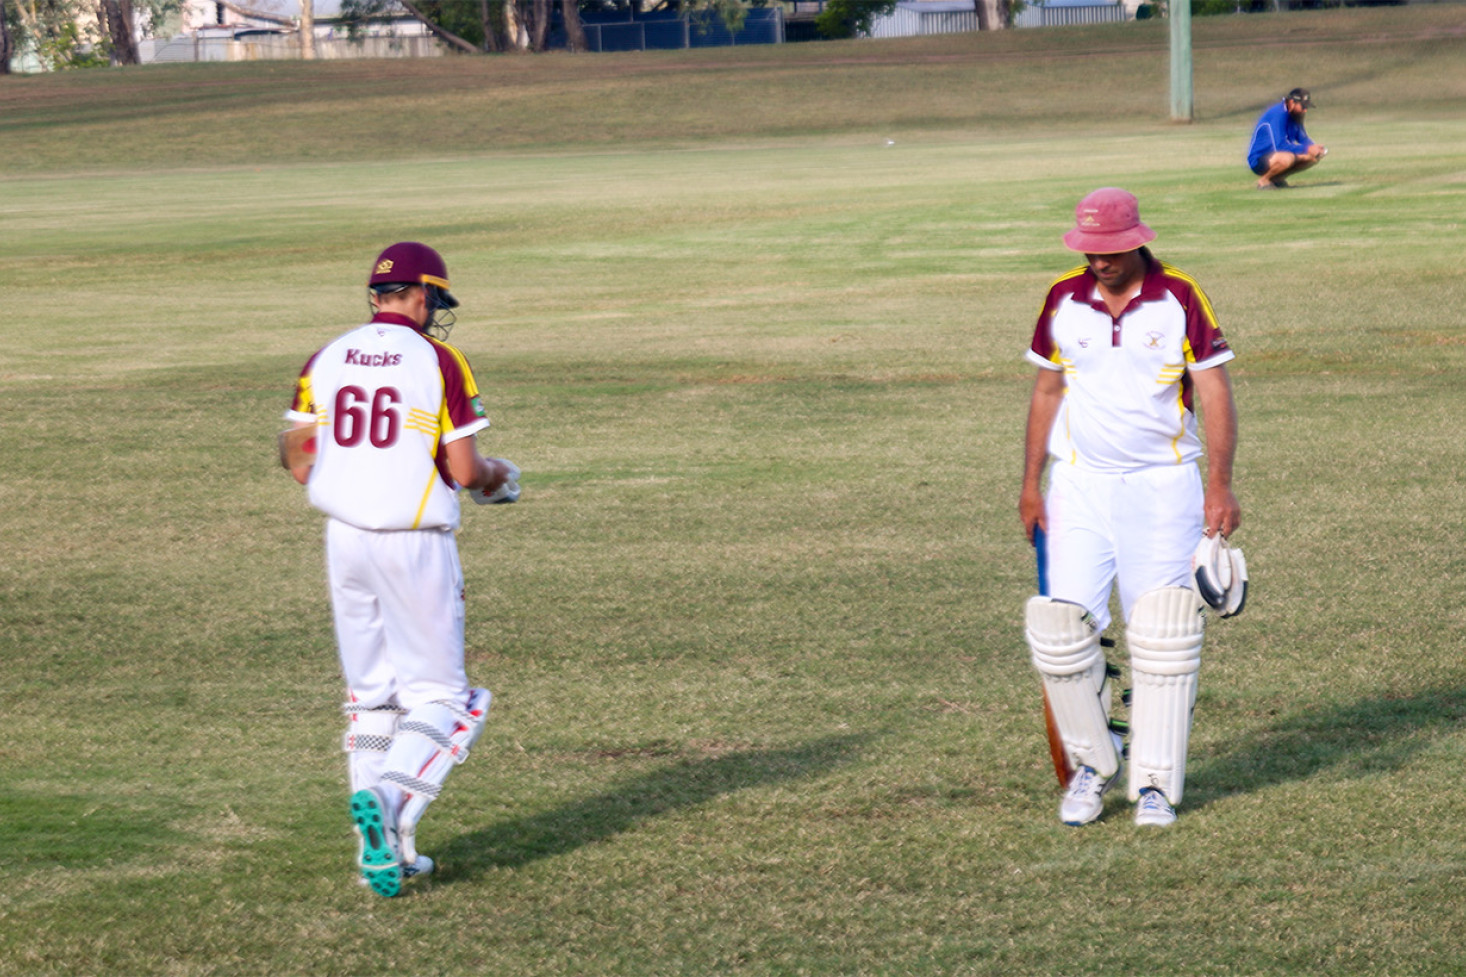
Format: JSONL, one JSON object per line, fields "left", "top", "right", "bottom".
{"left": 278, "top": 425, "right": 317, "bottom": 470}
{"left": 1033, "top": 525, "right": 1074, "bottom": 788}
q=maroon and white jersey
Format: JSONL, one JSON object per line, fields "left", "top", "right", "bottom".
{"left": 1026, "top": 258, "right": 1234, "bottom": 473}
{"left": 286, "top": 312, "right": 490, "bottom": 530}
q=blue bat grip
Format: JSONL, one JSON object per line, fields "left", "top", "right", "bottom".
{"left": 1033, "top": 524, "right": 1048, "bottom": 597}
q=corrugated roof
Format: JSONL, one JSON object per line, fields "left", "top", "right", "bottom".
{"left": 895, "top": 1, "right": 978, "bottom": 11}
{"left": 228, "top": 0, "right": 349, "bottom": 18}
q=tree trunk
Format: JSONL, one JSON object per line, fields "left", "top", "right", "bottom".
{"left": 0, "top": 0, "right": 13, "bottom": 74}
{"left": 120, "top": 0, "right": 138, "bottom": 57}
{"left": 398, "top": 0, "right": 483, "bottom": 53}
{"left": 503, "top": 0, "right": 528, "bottom": 50}
{"left": 480, "top": 0, "right": 500, "bottom": 51}
{"left": 101, "top": 0, "right": 140, "bottom": 64}
{"left": 529, "top": 0, "right": 549, "bottom": 52}
{"left": 560, "top": 0, "right": 584, "bottom": 52}
{"left": 300, "top": 0, "right": 315, "bottom": 60}
{"left": 974, "top": 0, "right": 1003, "bottom": 31}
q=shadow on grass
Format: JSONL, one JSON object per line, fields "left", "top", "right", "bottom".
{"left": 437, "top": 733, "right": 871, "bottom": 881}
{"left": 1189, "top": 684, "right": 1466, "bottom": 808}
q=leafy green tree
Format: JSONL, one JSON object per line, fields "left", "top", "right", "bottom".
{"left": 341, "top": 0, "right": 752, "bottom": 54}
{"left": 42, "top": 17, "right": 107, "bottom": 66}
{"left": 340, "top": 0, "right": 550, "bottom": 52}
{"left": 3, "top": 0, "right": 179, "bottom": 69}
{"left": 699, "top": 0, "right": 746, "bottom": 33}
{"left": 815, "top": 0, "right": 896, "bottom": 39}
{"left": 8, "top": 0, "right": 103, "bottom": 69}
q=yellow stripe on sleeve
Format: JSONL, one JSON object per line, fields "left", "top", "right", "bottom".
{"left": 1037, "top": 266, "right": 1090, "bottom": 319}
{"left": 1161, "top": 263, "right": 1221, "bottom": 330}
{"left": 1047, "top": 265, "right": 1090, "bottom": 289}
{"left": 294, "top": 374, "right": 315, "bottom": 415}
{"left": 433, "top": 341, "right": 483, "bottom": 399}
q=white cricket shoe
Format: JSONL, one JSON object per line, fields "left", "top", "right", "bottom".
{"left": 1135, "top": 787, "right": 1177, "bottom": 827}
{"left": 1059, "top": 764, "right": 1117, "bottom": 826}
{"left": 402, "top": 854, "right": 435, "bottom": 880}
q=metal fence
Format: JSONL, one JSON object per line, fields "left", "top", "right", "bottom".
{"left": 1013, "top": 3, "right": 1130, "bottom": 27}
{"left": 576, "top": 7, "right": 785, "bottom": 51}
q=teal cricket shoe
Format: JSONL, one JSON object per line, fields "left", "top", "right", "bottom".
{"left": 349, "top": 787, "right": 402, "bottom": 898}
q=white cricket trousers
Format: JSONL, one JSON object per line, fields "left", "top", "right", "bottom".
{"left": 325, "top": 519, "right": 469, "bottom": 712}
{"left": 1043, "top": 462, "right": 1204, "bottom": 631}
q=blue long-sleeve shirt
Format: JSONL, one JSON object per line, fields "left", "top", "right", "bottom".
{"left": 1247, "top": 101, "right": 1312, "bottom": 170}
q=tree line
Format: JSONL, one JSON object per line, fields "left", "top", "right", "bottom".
{"left": 0, "top": 0, "right": 1029, "bottom": 72}
{"left": 2, "top": 0, "right": 178, "bottom": 70}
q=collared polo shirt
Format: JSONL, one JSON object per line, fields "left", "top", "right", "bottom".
{"left": 1026, "top": 258, "right": 1234, "bottom": 473}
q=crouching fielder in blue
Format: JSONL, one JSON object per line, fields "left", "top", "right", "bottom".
{"left": 1018, "top": 189, "right": 1242, "bottom": 828}
{"left": 282, "top": 242, "right": 519, "bottom": 895}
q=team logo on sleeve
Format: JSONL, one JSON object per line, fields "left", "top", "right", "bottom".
{"left": 470, "top": 396, "right": 486, "bottom": 417}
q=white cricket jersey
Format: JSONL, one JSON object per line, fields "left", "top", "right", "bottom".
{"left": 286, "top": 313, "right": 490, "bottom": 531}
{"left": 1026, "top": 258, "right": 1234, "bottom": 473}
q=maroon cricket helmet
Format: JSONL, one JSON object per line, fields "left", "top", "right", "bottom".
{"left": 368, "top": 241, "right": 459, "bottom": 308}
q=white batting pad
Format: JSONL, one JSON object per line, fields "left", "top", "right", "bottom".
{"left": 1126, "top": 587, "right": 1204, "bottom": 803}
{"left": 1026, "top": 596, "right": 1120, "bottom": 779}
{"left": 342, "top": 702, "right": 407, "bottom": 795}
{"left": 379, "top": 687, "right": 492, "bottom": 863}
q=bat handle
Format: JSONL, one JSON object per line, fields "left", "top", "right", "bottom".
{"left": 1032, "top": 524, "right": 1048, "bottom": 597}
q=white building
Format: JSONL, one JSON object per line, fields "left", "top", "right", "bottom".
{"left": 177, "top": 1, "right": 426, "bottom": 38}
{"left": 864, "top": 0, "right": 1133, "bottom": 38}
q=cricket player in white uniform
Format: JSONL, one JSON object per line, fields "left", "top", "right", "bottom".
{"left": 282, "top": 242, "right": 519, "bottom": 896}
{"left": 1019, "top": 189, "right": 1242, "bottom": 827}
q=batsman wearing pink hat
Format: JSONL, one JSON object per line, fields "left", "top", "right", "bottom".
{"left": 1018, "top": 189, "right": 1242, "bottom": 828}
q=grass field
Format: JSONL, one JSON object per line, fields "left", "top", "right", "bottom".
{"left": 3, "top": 6, "right": 1466, "bottom": 975}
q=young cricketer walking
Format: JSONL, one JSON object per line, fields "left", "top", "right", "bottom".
{"left": 282, "top": 242, "right": 519, "bottom": 895}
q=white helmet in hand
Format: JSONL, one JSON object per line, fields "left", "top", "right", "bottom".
{"left": 467, "top": 459, "right": 520, "bottom": 505}
{"left": 1192, "top": 534, "right": 1247, "bottom": 618}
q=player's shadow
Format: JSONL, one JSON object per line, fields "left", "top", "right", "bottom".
{"left": 1188, "top": 684, "right": 1466, "bottom": 808}
{"left": 436, "top": 732, "right": 871, "bottom": 880}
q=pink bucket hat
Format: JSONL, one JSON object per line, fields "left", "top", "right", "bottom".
{"left": 1062, "top": 187, "right": 1156, "bottom": 254}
